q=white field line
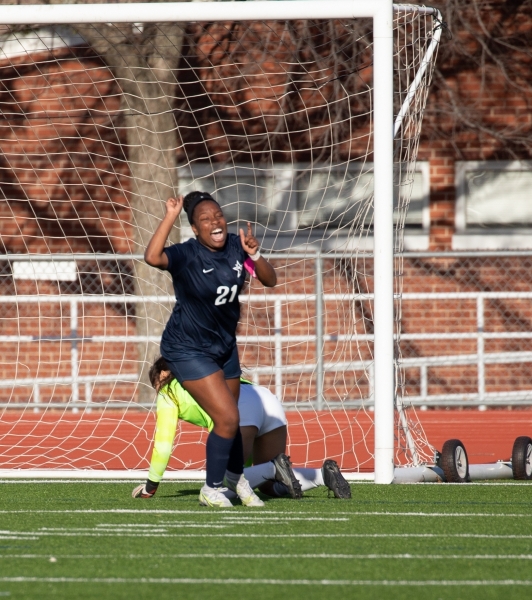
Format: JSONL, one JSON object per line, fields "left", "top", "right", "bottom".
{"left": 217, "top": 513, "right": 531, "bottom": 519}
{"left": 217, "top": 517, "right": 350, "bottom": 521}
{"left": 1, "top": 577, "right": 532, "bottom": 586}
{"left": 398, "top": 482, "right": 532, "bottom": 486}
{"left": 3, "top": 531, "right": 532, "bottom": 539}
{"left": 1, "top": 480, "right": 200, "bottom": 484}
{"left": 0, "top": 509, "right": 530, "bottom": 517}
{"left": 3, "top": 553, "right": 532, "bottom": 560}
{"left": 95, "top": 523, "right": 183, "bottom": 527}
{"left": 97, "top": 517, "right": 351, "bottom": 523}
{"left": 3, "top": 480, "right": 532, "bottom": 486}
{"left": 39, "top": 525, "right": 228, "bottom": 530}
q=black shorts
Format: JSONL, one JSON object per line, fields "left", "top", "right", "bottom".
{"left": 163, "top": 344, "right": 241, "bottom": 385}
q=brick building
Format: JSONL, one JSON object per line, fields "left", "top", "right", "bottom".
{"left": 1, "top": 2, "right": 532, "bottom": 409}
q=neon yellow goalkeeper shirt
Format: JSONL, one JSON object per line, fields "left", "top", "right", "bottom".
{"left": 148, "top": 379, "right": 214, "bottom": 483}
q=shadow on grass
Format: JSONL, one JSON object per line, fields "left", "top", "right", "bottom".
{"left": 159, "top": 488, "right": 200, "bottom": 499}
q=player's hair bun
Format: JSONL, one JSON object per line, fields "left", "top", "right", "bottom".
{"left": 183, "top": 191, "right": 220, "bottom": 225}
{"left": 148, "top": 356, "right": 175, "bottom": 391}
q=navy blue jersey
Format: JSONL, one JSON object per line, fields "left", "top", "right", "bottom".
{"left": 160, "top": 233, "right": 248, "bottom": 360}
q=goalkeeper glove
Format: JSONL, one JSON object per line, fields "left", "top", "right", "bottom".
{"left": 132, "top": 479, "right": 159, "bottom": 498}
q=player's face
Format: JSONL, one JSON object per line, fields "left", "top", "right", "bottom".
{"left": 191, "top": 201, "right": 227, "bottom": 250}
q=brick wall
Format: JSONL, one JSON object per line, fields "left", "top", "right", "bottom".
{"left": 0, "top": 47, "right": 132, "bottom": 255}
{"left": 419, "top": 0, "right": 532, "bottom": 249}
{"left": 1, "top": 8, "right": 532, "bottom": 406}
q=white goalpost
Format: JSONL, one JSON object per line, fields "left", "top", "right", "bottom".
{"left": 0, "top": 1, "right": 442, "bottom": 483}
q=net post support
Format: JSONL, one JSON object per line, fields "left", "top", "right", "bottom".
{"left": 70, "top": 298, "right": 79, "bottom": 406}
{"left": 274, "top": 298, "right": 283, "bottom": 402}
{"left": 32, "top": 384, "right": 40, "bottom": 413}
{"left": 315, "top": 250, "right": 324, "bottom": 410}
{"left": 373, "top": 0, "right": 395, "bottom": 484}
{"left": 477, "top": 295, "right": 485, "bottom": 403}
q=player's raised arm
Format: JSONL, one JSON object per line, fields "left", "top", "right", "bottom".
{"left": 240, "top": 222, "right": 277, "bottom": 287}
{"left": 144, "top": 196, "right": 183, "bottom": 269}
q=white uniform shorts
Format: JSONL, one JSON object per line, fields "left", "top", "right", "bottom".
{"left": 238, "top": 384, "right": 287, "bottom": 437}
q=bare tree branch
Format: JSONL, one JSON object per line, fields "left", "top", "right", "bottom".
{"left": 3, "top": 0, "right": 189, "bottom": 401}
{"left": 426, "top": 0, "right": 532, "bottom": 160}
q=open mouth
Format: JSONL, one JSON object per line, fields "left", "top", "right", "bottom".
{"left": 210, "top": 227, "right": 224, "bottom": 243}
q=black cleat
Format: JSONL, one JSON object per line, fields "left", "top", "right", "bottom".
{"left": 322, "top": 459, "right": 351, "bottom": 499}
{"left": 273, "top": 453, "right": 303, "bottom": 499}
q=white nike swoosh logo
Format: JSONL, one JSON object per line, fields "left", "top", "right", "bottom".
{"left": 203, "top": 268, "right": 214, "bottom": 273}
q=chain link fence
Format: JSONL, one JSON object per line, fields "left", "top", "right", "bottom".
{"left": 1, "top": 252, "right": 532, "bottom": 408}
{"left": 400, "top": 252, "right": 532, "bottom": 406}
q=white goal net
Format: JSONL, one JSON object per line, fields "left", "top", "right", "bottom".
{"left": 0, "top": 2, "right": 441, "bottom": 477}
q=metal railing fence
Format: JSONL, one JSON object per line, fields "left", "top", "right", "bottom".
{"left": 2, "top": 251, "right": 532, "bottom": 409}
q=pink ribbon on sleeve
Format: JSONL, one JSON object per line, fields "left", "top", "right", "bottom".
{"left": 244, "top": 257, "right": 256, "bottom": 278}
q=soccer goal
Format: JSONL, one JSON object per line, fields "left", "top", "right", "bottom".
{"left": 0, "top": 1, "right": 442, "bottom": 484}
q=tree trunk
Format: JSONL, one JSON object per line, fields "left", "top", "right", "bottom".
{"left": 126, "top": 107, "right": 181, "bottom": 404}
{"left": 75, "top": 20, "right": 184, "bottom": 403}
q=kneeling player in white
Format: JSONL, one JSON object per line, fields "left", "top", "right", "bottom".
{"left": 132, "top": 357, "right": 351, "bottom": 501}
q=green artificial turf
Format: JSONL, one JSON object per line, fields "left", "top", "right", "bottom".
{"left": 0, "top": 480, "right": 531, "bottom": 600}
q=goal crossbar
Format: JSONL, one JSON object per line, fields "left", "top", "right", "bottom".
{"left": 0, "top": 1, "right": 432, "bottom": 25}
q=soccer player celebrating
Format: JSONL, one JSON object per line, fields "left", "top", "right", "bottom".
{"left": 144, "top": 192, "right": 276, "bottom": 507}
{"left": 132, "top": 357, "right": 352, "bottom": 501}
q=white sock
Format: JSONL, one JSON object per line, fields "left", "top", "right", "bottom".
{"left": 223, "top": 463, "right": 324, "bottom": 497}
{"left": 293, "top": 467, "right": 324, "bottom": 491}
{"left": 224, "top": 470, "right": 241, "bottom": 485}
{"left": 221, "top": 471, "right": 240, "bottom": 500}
{"left": 243, "top": 462, "right": 276, "bottom": 489}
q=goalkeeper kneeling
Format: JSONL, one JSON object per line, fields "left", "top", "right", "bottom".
{"left": 132, "top": 357, "right": 351, "bottom": 501}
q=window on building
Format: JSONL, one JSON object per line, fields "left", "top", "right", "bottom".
{"left": 177, "top": 164, "right": 290, "bottom": 228}
{"left": 294, "top": 164, "right": 428, "bottom": 230}
{"left": 454, "top": 161, "right": 532, "bottom": 249}
{"left": 178, "top": 162, "right": 429, "bottom": 249}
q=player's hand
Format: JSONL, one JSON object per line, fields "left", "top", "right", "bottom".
{"left": 239, "top": 222, "right": 260, "bottom": 256}
{"left": 132, "top": 483, "right": 156, "bottom": 498}
{"left": 165, "top": 196, "right": 183, "bottom": 220}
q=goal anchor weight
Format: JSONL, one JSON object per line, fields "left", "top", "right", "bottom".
{"left": 393, "top": 436, "right": 530, "bottom": 483}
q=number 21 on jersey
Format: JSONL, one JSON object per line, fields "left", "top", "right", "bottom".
{"left": 215, "top": 284, "right": 238, "bottom": 305}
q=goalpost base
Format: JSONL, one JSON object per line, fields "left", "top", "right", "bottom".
{"left": 393, "top": 463, "right": 514, "bottom": 483}
{"left": 0, "top": 469, "right": 375, "bottom": 481}
{"left": 0, "top": 469, "right": 207, "bottom": 481}
{"left": 0, "top": 466, "right": 515, "bottom": 483}
{"left": 468, "top": 463, "right": 514, "bottom": 481}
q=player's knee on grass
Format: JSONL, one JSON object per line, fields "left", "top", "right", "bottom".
{"left": 240, "top": 425, "right": 259, "bottom": 464}
{"left": 252, "top": 426, "right": 287, "bottom": 465}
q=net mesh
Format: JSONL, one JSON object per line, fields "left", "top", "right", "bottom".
{"left": 0, "top": 6, "right": 440, "bottom": 473}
